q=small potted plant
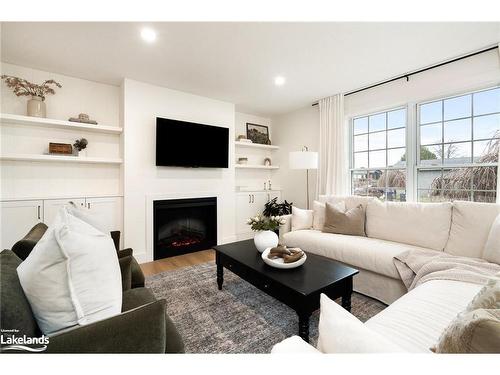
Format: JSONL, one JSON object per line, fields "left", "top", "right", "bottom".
{"left": 73, "top": 138, "right": 88, "bottom": 156}
{"left": 1, "top": 75, "right": 62, "bottom": 118}
{"left": 263, "top": 197, "right": 293, "bottom": 217}
{"left": 247, "top": 214, "right": 286, "bottom": 253}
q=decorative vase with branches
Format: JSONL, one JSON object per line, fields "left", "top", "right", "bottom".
{"left": 1, "top": 75, "right": 62, "bottom": 118}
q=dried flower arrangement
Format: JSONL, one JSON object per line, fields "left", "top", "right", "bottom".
{"left": 1, "top": 75, "right": 62, "bottom": 101}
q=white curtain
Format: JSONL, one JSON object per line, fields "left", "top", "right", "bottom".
{"left": 317, "top": 94, "right": 347, "bottom": 196}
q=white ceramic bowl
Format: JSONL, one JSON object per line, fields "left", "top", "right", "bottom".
{"left": 261, "top": 247, "right": 307, "bottom": 269}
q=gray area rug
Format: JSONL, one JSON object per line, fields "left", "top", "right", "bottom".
{"left": 146, "top": 262, "right": 386, "bottom": 353}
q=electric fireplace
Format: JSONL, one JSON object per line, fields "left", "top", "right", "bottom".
{"left": 153, "top": 197, "right": 217, "bottom": 260}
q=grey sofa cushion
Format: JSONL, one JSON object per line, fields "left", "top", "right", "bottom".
{"left": 121, "top": 287, "right": 185, "bottom": 353}
{"left": 0, "top": 250, "right": 39, "bottom": 337}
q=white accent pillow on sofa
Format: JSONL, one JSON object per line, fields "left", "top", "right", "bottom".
{"left": 366, "top": 198, "right": 452, "bottom": 251}
{"left": 312, "top": 200, "right": 345, "bottom": 231}
{"left": 292, "top": 206, "right": 314, "bottom": 231}
{"left": 483, "top": 214, "right": 500, "bottom": 265}
{"left": 17, "top": 207, "right": 122, "bottom": 334}
{"left": 445, "top": 201, "right": 500, "bottom": 258}
{"left": 317, "top": 294, "right": 405, "bottom": 353}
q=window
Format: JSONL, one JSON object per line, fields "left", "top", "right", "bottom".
{"left": 349, "top": 86, "right": 499, "bottom": 203}
{"left": 417, "top": 87, "right": 499, "bottom": 203}
{"left": 351, "top": 108, "right": 407, "bottom": 201}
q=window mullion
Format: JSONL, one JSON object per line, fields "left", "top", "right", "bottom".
{"left": 407, "top": 103, "right": 417, "bottom": 202}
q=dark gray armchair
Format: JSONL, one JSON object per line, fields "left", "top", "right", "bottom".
{"left": 1, "top": 225, "right": 184, "bottom": 354}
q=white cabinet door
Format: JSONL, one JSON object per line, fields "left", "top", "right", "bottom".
{"left": 85, "top": 197, "right": 123, "bottom": 235}
{"left": 264, "top": 191, "right": 282, "bottom": 203}
{"left": 235, "top": 192, "right": 282, "bottom": 237}
{"left": 43, "top": 198, "right": 86, "bottom": 226}
{"left": 1, "top": 200, "right": 43, "bottom": 250}
{"left": 252, "top": 192, "right": 268, "bottom": 213}
{"left": 235, "top": 193, "right": 255, "bottom": 235}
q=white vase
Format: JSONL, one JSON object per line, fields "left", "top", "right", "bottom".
{"left": 27, "top": 96, "right": 46, "bottom": 118}
{"left": 254, "top": 230, "right": 279, "bottom": 253}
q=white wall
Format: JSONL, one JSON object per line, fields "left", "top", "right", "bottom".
{"left": 122, "top": 79, "right": 236, "bottom": 263}
{"left": 1, "top": 63, "right": 119, "bottom": 125}
{"left": 0, "top": 63, "right": 122, "bottom": 199}
{"left": 272, "top": 105, "right": 319, "bottom": 208}
{"left": 272, "top": 50, "right": 500, "bottom": 207}
{"left": 344, "top": 49, "right": 500, "bottom": 117}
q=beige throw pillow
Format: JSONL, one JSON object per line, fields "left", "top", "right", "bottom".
{"left": 322, "top": 202, "right": 366, "bottom": 236}
{"left": 433, "top": 275, "right": 500, "bottom": 353}
{"left": 312, "top": 200, "right": 345, "bottom": 231}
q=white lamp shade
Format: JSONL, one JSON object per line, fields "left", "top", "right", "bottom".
{"left": 289, "top": 151, "right": 318, "bottom": 170}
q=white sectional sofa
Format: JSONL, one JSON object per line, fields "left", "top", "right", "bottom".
{"left": 274, "top": 196, "right": 500, "bottom": 353}
{"left": 280, "top": 195, "right": 500, "bottom": 304}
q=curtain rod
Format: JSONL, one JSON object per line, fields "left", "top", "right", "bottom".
{"left": 311, "top": 44, "right": 499, "bottom": 107}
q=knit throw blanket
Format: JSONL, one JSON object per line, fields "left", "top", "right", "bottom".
{"left": 393, "top": 249, "right": 500, "bottom": 291}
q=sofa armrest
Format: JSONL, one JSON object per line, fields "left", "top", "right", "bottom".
{"left": 271, "top": 336, "right": 321, "bottom": 354}
{"left": 279, "top": 214, "right": 292, "bottom": 242}
{"left": 11, "top": 223, "right": 48, "bottom": 260}
{"left": 117, "top": 248, "right": 145, "bottom": 289}
{"left": 46, "top": 300, "right": 167, "bottom": 353}
{"left": 117, "top": 248, "right": 133, "bottom": 258}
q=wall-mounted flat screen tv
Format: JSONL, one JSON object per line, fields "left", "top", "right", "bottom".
{"left": 156, "top": 117, "right": 229, "bottom": 168}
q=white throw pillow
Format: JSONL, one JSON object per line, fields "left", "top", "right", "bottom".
{"left": 483, "top": 214, "right": 500, "bottom": 264}
{"left": 313, "top": 200, "right": 345, "bottom": 231}
{"left": 271, "top": 336, "right": 321, "bottom": 354}
{"left": 17, "top": 207, "right": 122, "bottom": 334}
{"left": 292, "top": 206, "right": 314, "bottom": 231}
{"left": 445, "top": 201, "right": 500, "bottom": 258}
{"left": 66, "top": 202, "right": 108, "bottom": 234}
{"left": 366, "top": 198, "right": 452, "bottom": 251}
{"left": 317, "top": 294, "right": 405, "bottom": 353}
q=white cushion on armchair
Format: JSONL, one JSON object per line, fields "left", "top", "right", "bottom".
{"left": 317, "top": 294, "right": 405, "bottom": 353}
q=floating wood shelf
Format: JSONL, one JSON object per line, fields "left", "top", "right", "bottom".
{"left": 0, "top": 113, "right": 123, "bottom": 134}
{"left": 0, "top": 153, "right": 123, "bottom": 164}
{"left": 234, "top": 141, "right": 279, "bottom": 150}
{"left": 235, "top": 164, "right": 279, "bottom": 170}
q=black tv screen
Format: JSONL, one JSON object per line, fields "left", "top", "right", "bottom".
{"left": 156, "top": 117, "right": 229, "bottom": 168}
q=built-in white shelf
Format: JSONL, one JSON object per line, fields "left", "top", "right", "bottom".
{"left": 0, "top": 113, "right": 123, "bottom": 134}
{"left": 1, "top": 194, "right": 124, "bottom": 202}
{"left": 235, "top": 141, "right": 279, "bottom": 150}
{"left": 0, "top": 153, "right": 123, "bottom": 165}
{"left": 235, "top": 164, "right": 279, "bottom": 170}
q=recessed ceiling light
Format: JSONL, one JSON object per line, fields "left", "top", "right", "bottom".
{"left": 274, "top": 76, "right": 286, "bottom": 86}
{"left": 141, "top": 28, "right": 157, "bottom": 43}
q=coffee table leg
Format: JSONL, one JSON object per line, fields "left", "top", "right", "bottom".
{"left": 341, "top": 293, "right": 352, "bottom": 312}
{"left": 216, "top": 264, "right": 223, "bottom": 290}
{"left": 298, "top": 313, "right": 311, "bottom": 343}
{"left": 341, "top": 277, "right": 353, "bottom": 312}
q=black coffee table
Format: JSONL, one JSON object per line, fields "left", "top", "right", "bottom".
{"left": 214, "top": 239, "right": 358, "bottom": 342}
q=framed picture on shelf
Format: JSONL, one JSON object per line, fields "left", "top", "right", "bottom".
{"left": 246, "top": 123, "right": 270, "bottom": 145}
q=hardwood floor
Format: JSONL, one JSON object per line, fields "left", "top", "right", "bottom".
{"left": 140, "top": 249, "right": 215, "bottom": 277}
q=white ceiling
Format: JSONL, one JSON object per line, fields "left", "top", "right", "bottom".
{"left": 1, "top": 22, "right": 499, "bottom": 116}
